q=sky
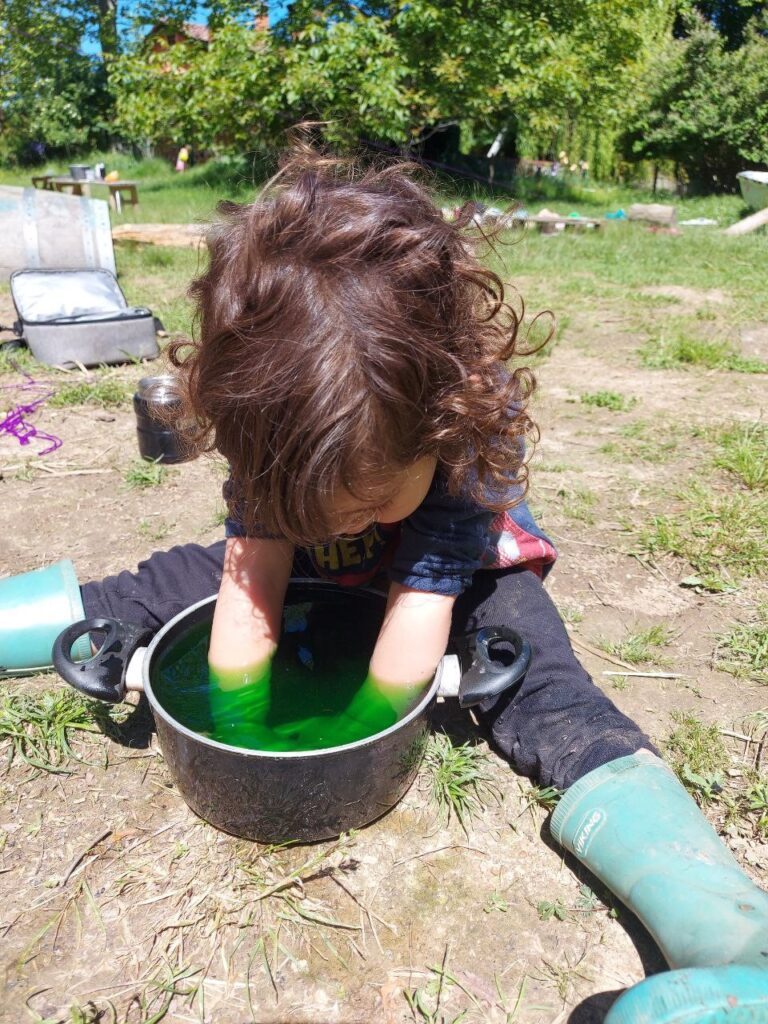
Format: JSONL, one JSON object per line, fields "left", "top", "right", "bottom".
{"left": 81, "top": 2, "right": 291, "bottom": 55}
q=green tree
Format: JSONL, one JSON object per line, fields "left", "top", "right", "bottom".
{"left": 0, "top": 0, "right": 202, "bottom": 159}
{"left": 683, "top": 0, "right": 766, "bottom": 47}
{"left": 0, "top": 1, "right": 109, "bottom": 158}
{"left": 621, "top": 15, "right": 768, "bottom": 189}
{"left": 111, "top": 17, "right": 284, "bottom": 151}
{"left": 113, "top": 0, "right": 675, "bottom": 156}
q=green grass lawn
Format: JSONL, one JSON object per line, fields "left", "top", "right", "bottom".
{"left": 2, "top": 150, "right": 768, "bottom": 1024}
{"left": 1, "top": 151, "right": 764, "bottom": 342}
{"left": 0, "top": 148, "right": 753, "bottom": 225}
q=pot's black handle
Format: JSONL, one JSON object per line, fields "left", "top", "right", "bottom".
{"left": 457, "top": 626, "right": 531, "bottom": 708}
{"left": 52, "top": 617, "right": 154, "bottom": 704}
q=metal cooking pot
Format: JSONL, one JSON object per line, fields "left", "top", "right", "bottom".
{"left": 53, "top": 581, "right": 530, "bottom": 844}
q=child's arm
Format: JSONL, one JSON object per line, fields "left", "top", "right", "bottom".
{"left": 208, "top": 536, "right": 294, "bottom": 689}
{"left": 340, "top": 584, "right": 455, "bottom": 734}
{"left": 370, "top": 583, "right": 455, "bottom": 688}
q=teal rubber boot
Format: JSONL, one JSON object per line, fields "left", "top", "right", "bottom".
{"left": 0, "top": 560, "right": 90, "bottom": 676}
{"left": 550, "top": 749, "right": 768, "bottom": 1023}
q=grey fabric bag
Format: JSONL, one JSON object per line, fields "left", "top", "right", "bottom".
{"left": 10, "top": 268, "right": 159, "bottom": 368}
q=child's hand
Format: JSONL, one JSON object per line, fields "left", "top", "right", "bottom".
{"left": 332, "top": 671, "right": 428, "bottom": 744}
{"left": 206, "top": 536, "right": 293, "bottom": 747}
{"left": 208, "top": 657, "right": 273, "bottom": 748}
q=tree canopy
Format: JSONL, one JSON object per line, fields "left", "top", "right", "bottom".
{"left": 621, "top": 13, "right": 768, "bottom": 187}
{"left": 108, "top": 0, "right": 675, "bottom": 155}
{"left": 0, "top": 0, "right": 764, "bottom": 190}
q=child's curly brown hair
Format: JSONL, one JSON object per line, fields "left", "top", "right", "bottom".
{"left": 168, "top": 138, "right": 544, "bottom": 546}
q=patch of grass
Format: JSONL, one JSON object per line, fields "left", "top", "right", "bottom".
{"left": 600, "top": 623, "right": 673, "bottom": 665}
{"left": 621, "top": 420, "right": 650, "bottom": 439}
{"left": 236, "top": 832, "right": 362, "bottom": 977}
{"left": 745, "top": 778, "right": 768, "bottom": 836}
{"left": 664, "top": 710, "right": 730, "bottom": 801}
{"left": 112, "top": 241, "right": 199, "bottom": 338}
{"left": 519, "top": 783, "right": 563, "bottom": 817}
{"left": 421, "top": 732, "right": 499, "bottom": 829}
{"left": 580, "top": 390, "right": 637, "bottom": 412}
{"left": 404, "top": 947, "right": 487, "bottom": 1024}
{"left": 713, "top": 422, "right": 768, "bottom": 490}
{"left": 0, "top": 343, "right": 40, "bottom": 374}
{"left": 209, "top": 507, "right": 228, "bottom": 528}
{"left": 638, "top": 482, "right": 768, "bottom": 591}
{"left": 405, "top": 948, "right": 531, "bottom": 1024}
{"left": 601, "top": 420, "right": 682, "bottom": 464}
{"left": 640, "top": 331, "right": 767, "bottom": 373}
{"left": 48, "top": 377, "right": 129, "bottom": 408}
{"left": 138, "top": 517, "right": 175, "bottom": 541}
{"left": 124, "top": 457, "right": 167, "bottom": 488}
{"left": 534, "top": 952, "right": 593, "bottom": 1004}
{"left": 557, "top": 486, "right": 597, "bottom": 524}
{"left": 558, "top": 604, "right": 584, "bottom": 626}
{"left": 714, "top": 605, "right": 768, "bottom": 685}
{"left": 0, "top": 689, "right": 122, "bottom": 774}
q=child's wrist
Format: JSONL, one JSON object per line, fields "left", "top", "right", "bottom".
{"left": 361, "top": 670, "right": 430, "bottom": 714}
{"left": 208, "top": 656, "right": 272, "bottom": 693}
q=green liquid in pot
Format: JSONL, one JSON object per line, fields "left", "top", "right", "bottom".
{"left": 151, "top": 590, "right": 426, "bottom": 752}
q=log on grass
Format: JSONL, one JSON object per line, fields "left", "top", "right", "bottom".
{"left": 628, "top": 203, "right": 677, "bottom": 226}
{"left": 723, "top": 206, "right": 768, "bottom": 236}
{"left": 112, "top": 223, "right": 206, "bottom": 248}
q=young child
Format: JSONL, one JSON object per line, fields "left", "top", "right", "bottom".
{"left": 3, "top": 144, "right": 767, "bottom": 1023}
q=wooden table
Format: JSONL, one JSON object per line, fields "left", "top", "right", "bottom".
{"left": 49, "top": 177, "right": 140, "bottom": 212}
{"left": 106, "top": 180, "right": 139, "bottom": 213}
{"left": 31, "top": 174, "right": 56, "bottom": 190}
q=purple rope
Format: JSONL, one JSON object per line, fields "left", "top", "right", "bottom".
{"left": 0, "top": 373, "right": 62, "bottom": 456}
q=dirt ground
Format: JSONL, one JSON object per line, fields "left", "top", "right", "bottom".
{"left": 0, "top": 264, "right": 766, "bottom": 1024}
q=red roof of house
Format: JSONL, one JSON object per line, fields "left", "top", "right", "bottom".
{"left": 182, "top": 23, "right": 211, "bottom": 43}
{"left": 147, "top": 21, "right": 212, "bottom": 44}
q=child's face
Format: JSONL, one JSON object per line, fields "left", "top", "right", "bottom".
{"left": 326, "top": 456, "right": 437, "bottom": 538}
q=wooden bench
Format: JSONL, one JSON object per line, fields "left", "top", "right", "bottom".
{"left": 31, "top": 174, "right": 56, "bottom": 190}
{"left": 527, "top": 213, "right": 602, "bottom": 233}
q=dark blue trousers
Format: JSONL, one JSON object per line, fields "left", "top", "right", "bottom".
{"left": 82, "top": 542, "right": 654, "bottom": 790}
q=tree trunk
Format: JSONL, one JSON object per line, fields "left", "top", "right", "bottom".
{"left": 96, "top": 0, "right": 118, "bottom": 59}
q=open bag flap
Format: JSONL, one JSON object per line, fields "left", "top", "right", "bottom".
{"left": 10, "top": 268, "right": 129, "bottom": 323}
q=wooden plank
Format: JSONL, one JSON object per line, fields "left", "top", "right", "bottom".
{"left": 112, "top": 222, "right": 205, "bottom": 248}
{"left": 723, "top": 206, "right": 768, "bottom": 236}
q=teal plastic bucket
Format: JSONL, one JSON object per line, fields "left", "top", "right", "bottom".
{"left": 0, "top": 559, "right": 90, "bottom": 675}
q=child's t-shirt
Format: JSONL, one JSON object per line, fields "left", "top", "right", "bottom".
{"left": 224, "top": 471, "right": 557, "bottom": 596}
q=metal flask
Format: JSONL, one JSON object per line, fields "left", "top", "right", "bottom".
{"left": 132, "top": 375, "right": 189, "bottom": 464}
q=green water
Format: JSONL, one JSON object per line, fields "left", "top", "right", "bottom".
{"left": 151, "top": 589, "right": 425, "bottom": 752}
